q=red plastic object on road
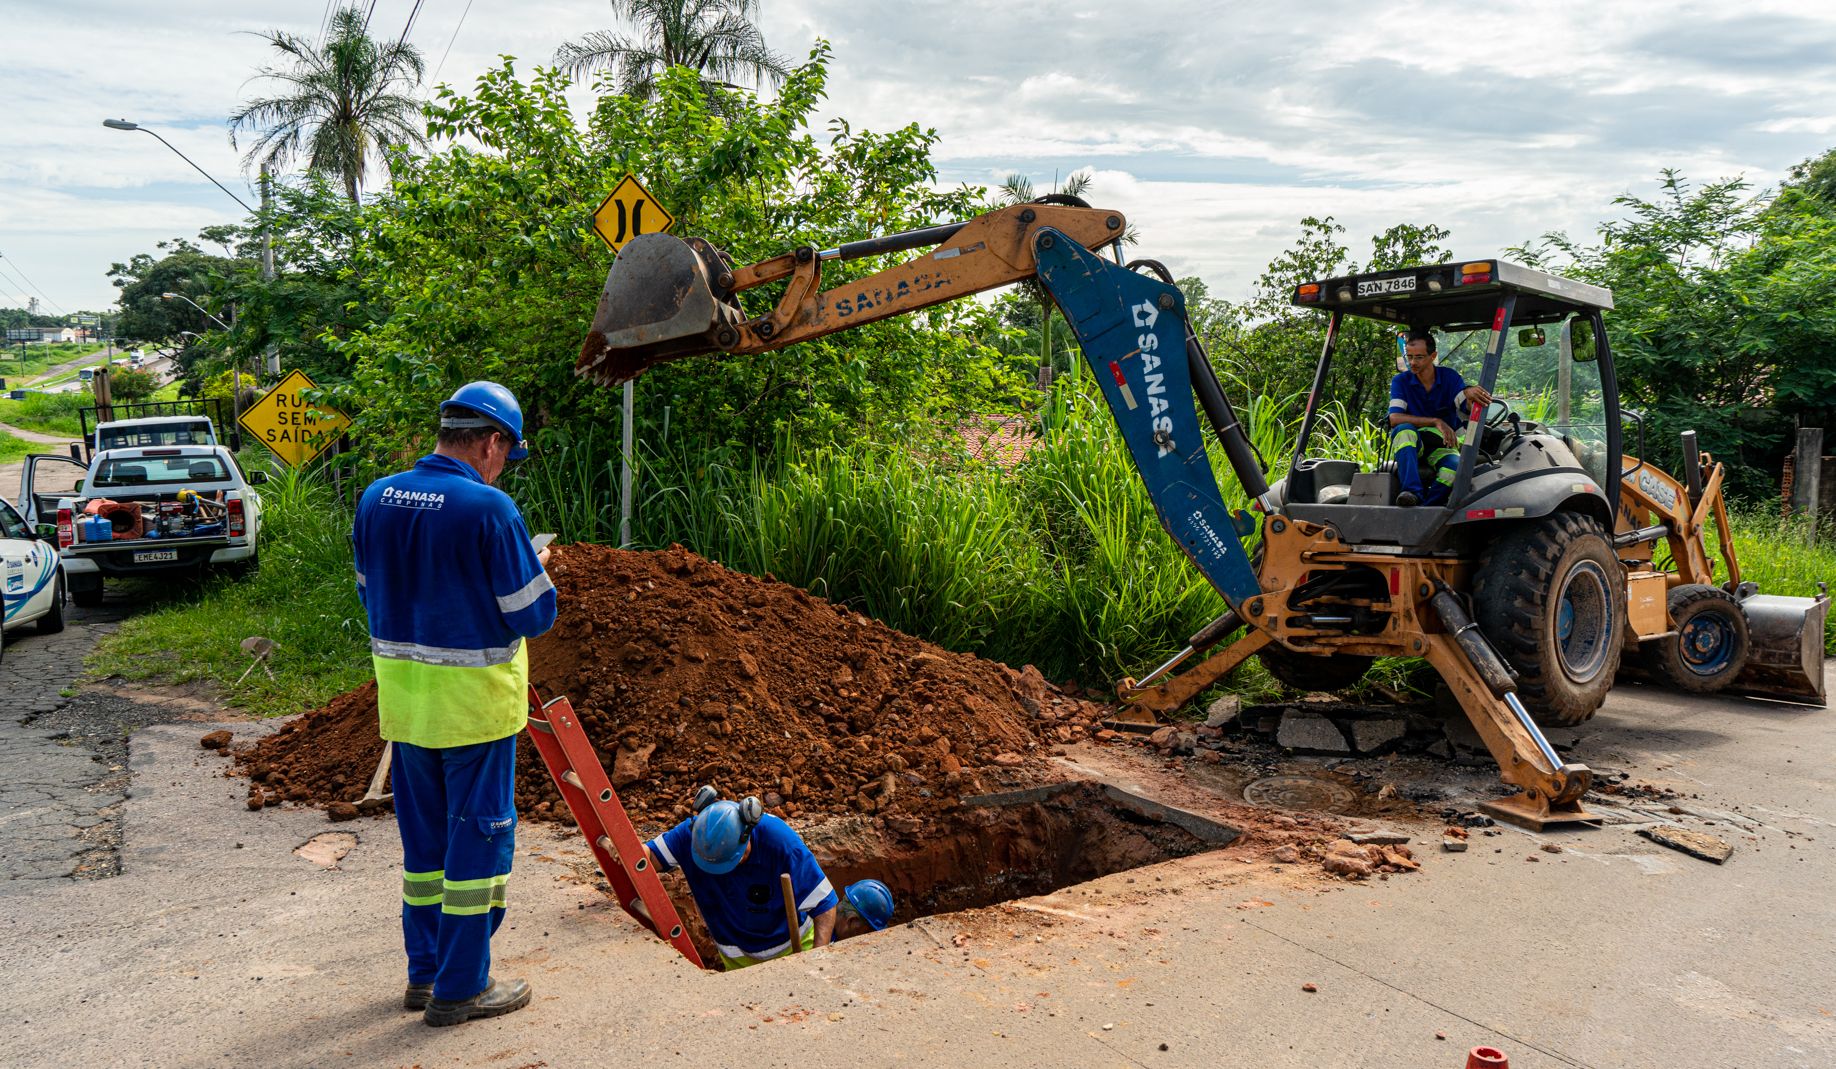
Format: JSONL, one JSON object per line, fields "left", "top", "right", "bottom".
{"left": 1465, "top": 1047, "right": 1508, "bottom": 1069}
{"left": 524, "top": 684, "right": 707, "bottom": 969}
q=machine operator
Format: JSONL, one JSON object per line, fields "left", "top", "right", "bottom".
{"left": 1388, "top": 329, "right": 1491, "bottom": 507}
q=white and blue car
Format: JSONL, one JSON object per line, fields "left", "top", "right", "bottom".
{"left": 0, "top": 496, "right": 64, "bottom": 636}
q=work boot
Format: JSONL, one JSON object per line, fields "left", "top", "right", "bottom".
{"left": 1395, "top": 491, "right": 1420, "bottom": 508}
{"left": 403, "top": 983, "right": 433, "bottom": 1011}
{"left": 423, "top": 977, "right": 532, "bottom": 1027}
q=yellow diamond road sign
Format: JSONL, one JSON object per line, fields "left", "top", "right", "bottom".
{"left": 237, "top": 368, "right": 351, "bottom": 469}
{"left": 592, "top": 173, "right": 675, "bottom": 253}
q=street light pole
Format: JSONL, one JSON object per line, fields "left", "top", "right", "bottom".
{"left": 102, "top": 120, "right": 253, "bottom": 212}
{"left": 106, "top": 119, "right": 279, "bottom": 378}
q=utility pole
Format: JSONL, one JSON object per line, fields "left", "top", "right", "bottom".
{"left": 260, "top": 165, "right": 278, "bottom": 378}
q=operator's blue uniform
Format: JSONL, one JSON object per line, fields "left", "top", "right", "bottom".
{"left": 1388, "top": 365, "right": 1473, "bottom": 505}
{"left": 647, "top": 814, "right": 838, "bottom": 969}
{"left": 352, "top": 453, "right": 557, "bottom": 1003}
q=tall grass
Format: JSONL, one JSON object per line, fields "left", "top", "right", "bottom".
{"left": 508, "top": 376, "right": 1388, "bottom": 684}
{"left": 0, "top": 390, "right": 86, "bottom": 436}
{"left": 87, "top": 461, "right": 373, "bottom": 714}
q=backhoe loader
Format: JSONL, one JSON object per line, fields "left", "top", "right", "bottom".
{"left": 576, "top": 200, "right": 1826, "bottom": 829}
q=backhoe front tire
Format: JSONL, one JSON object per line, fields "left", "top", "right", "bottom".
{"left": 1257, "top": 645, "right": 1375, "bottom": 694}
{"left": 1473, "top": 511, "right": 1622, "bottom": 726}
{"left": 1641, "top": 584, "right": 1749, "bottom": 693}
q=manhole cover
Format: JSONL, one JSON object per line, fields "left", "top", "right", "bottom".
{"left": 1242, "top": 775, "right": 1358, "bottom": 813}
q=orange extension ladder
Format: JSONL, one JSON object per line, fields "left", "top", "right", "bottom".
{"left": 525, "top": 685, "right": 705, "bottom": 968}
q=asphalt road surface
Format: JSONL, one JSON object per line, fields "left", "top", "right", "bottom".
{"left": 0, "top": 659, "right": 1830, "bottom": 1068}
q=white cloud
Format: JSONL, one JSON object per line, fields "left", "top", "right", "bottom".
{"left": 3, "top": 0, "right": 1835, "bottom": 313}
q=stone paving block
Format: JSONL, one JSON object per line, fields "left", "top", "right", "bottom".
{"left": 1276, "top": 710, "right": 1351, "bottom": 754}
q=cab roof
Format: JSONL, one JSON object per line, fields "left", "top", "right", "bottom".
{"left": 1291, "top": 258, "right": 1612, "bottom": 330}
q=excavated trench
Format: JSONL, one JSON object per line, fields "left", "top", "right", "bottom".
{"left": 816, "top": 781, "right": 1240, "bottom": 927}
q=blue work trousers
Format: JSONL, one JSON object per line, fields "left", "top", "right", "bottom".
{"left": 393, "top": 734, "right": 518, "bottom": 1002}
{"left": 1391, "top": 424, "right": 1461, "bottom": 505}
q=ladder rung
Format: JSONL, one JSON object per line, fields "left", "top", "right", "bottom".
{"left": 596, "top": 834, "right": 613, "bottom": 851}
{"left": 562, "top": 770, "right": 584, "bottom": 789}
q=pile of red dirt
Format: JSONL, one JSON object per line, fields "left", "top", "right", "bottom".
{"left": 232, "top": 544, "right": 1108, "bottom": 830}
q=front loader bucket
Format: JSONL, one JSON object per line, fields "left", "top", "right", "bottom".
{"left": 1732, "top": 593, "right": 1830, "bottom": 705}
{"left": 576, "top": 233, "right": 745, "bottom": 386}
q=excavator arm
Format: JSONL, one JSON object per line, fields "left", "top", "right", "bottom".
{"left": 578, "top": 203, "right": 1126, "bottom": 384}
{"left": 577, "top": 203, "right": 1270, "bottom": 610}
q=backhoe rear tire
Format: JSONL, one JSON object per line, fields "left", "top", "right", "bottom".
{"left": 1641, "top": 584, "right": 1750, "bottom": 693}
{"left": 1257, "top": 645, "right": 1375, "bottom": 694}
{"left": 1473, "top": 511, "right": 1622, "bottom": 727}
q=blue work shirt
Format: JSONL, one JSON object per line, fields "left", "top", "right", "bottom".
{"left": 1388, "top": 365, "right": 1473, "bottom": 428}
{"left": 648, "top": 814, "right": 838, "bottom": 958}
{"left": 352, "top": 453, "right": 557, "bottom": 748}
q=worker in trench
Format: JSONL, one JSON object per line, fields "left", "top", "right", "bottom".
{"left": 833, "top": 879, "right": 896, "bottom": 940}
{"left": 642, "top": 787, "right": 845, "bottom": 969}
{"left": 351, "top": 382, "right": 557, "bottom": 1027}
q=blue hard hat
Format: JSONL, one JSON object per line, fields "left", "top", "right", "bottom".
{"left": 691, "top": 800, "right": 752, "bottom": 874}
{"left": 440, "top": 381, "right": 528, "bottom": 460}
{"left": 843, "top": 879, "right": 895, "bottom": 930}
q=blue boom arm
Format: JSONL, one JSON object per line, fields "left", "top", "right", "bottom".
{"left": 1033, "top": 230, "right": 1264, "bottom": 610}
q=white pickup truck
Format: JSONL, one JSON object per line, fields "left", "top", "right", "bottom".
{"left": 20, "top": 444, "right": 267, "bottom": 606}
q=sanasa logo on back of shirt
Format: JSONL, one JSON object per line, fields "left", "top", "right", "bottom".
{"left": 380, "top": 485, "right": 446, "bottom": 510}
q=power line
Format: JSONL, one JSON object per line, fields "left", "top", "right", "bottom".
{"left": 315, "top": 0, "right": 337, "bottom": 47}
{"left": 0, "top": 252, "right": 68, "bottom": 316}
{"left": 362, "top": 0, "right": 380, "bottom": 36}
{"left": 431, "top": 0, "right": 476, "bottom": 84}
{"left": 393, "top": 0, "right": 427, "bottom": 52}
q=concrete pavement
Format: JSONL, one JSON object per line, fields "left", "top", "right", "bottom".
{"left": 0, "top": 672, "right": 1831, "bottom": 1068}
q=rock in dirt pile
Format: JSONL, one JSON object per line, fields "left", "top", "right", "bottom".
{"left": 233, "top": 544, "right": 1108, "bottom": 828}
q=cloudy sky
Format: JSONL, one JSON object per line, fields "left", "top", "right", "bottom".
{"left": 3, "top": 0, "right": 1834, "bottom": 314}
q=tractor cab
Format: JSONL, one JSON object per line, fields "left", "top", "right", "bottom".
{"left": 1277, "top": 259, "right": 1620, "bottom": 551}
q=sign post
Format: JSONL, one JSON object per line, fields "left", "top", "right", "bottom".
{"left": 591, "top": 173, "right": 675, "bottom": 547}
{"left": 235, "top": 368, "right": 352, "bottom": 469}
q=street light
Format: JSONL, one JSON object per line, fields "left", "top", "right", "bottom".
{"left": 107, "top": 118, "right": 278, "bottom": 376}
{"left": 161, "top": 292, "right": 231, "bottom": 332}
{"left": 103, "top": 119, "right": 254, "bottom": 213}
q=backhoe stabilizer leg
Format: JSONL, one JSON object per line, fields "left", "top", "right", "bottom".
{"left": 1422, "top": 635, "right": 1595, "bottom": 830}
{"left": 1118, "top": 628, "right": 1270, "bottom": 717}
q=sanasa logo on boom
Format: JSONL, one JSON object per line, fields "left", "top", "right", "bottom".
{"left": 380, "top": 486, "right": 446, "bottom": 510}
{"left": 1131, "top": 301, "right": 1175, "bottom": 456}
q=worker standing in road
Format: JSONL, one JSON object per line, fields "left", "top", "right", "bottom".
{"left": 352, "top": 381, "right": 557, "bottom": 1027}
{"left": 644, "top": 787, "right": 839, "bottom": 969}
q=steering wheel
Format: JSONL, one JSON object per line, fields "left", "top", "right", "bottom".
{"left": 1482, "top": 397, "right": 1516, "bottom": 429}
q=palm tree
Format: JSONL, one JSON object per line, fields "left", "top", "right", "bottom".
{"left": 228, "top": 6, "right": 427, "bottom": 202}
{"left": 554, "top": 0, "right": 788, "bottom": 102}
{"left": 997, "top": 171, "right": 1096, "bottom": 383}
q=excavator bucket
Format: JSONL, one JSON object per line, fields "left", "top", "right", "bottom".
{"left": 576, "top": 233, "right": 745, "bottom": 386}
{"left": 1732, "top": 592, "right": 1830, "bottom": 705}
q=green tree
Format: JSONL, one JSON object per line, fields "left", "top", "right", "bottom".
{"left": 554, "top": 0, "right": 788, "bottom": 103}
{"left": 107, "top": 240, "right": 235, "bottom": 343}
{"left": 105, "top": 367, "right": 158, "bottom": 402}
{"left": 1226, "top": 217, "right": 1450, "bottom": 428}
{"left": 228, "top": 6, "right": 427, "bottom": 202}
{"left": 336, "top": 48, "right": 1019, "bottom": 463}
{"left": 1516, "top": 170, "right": 1836, "bottom": 499}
